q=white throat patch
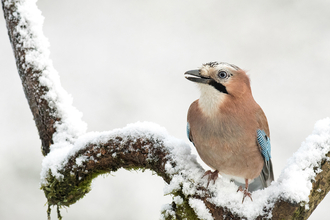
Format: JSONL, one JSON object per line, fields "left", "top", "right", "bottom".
{"left": 198, "top": 84, "right": 226, "bottom": 117}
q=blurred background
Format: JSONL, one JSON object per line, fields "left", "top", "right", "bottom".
{"left": 1, "top": 0, "right": 330, "bottom": 219}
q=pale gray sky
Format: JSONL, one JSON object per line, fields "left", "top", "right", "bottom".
{"left": 1, "top": 0, "right": 330, "bottom": 219}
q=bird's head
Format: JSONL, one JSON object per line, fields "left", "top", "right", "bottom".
{"left": 184, "top": 62, "right": 251, "bottom": 98}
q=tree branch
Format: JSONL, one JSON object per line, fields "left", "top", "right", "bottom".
{"left": 2, "top": 0, "right": 87, "bottom": 156}
{"left": 3, "top": 0, "right": 330, "bottom": 219}
{"left": 2, "top": 0, "right": 58, "bottom": 155}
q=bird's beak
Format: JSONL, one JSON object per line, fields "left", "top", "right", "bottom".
{"left": 184, "top": 69, "right": 212, "bottom": 84}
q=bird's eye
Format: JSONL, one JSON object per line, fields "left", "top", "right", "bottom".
{"left": 218, "top": 71, "right": 228, "bottom": 79}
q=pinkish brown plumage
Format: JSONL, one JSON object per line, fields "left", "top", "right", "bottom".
{"left": 185, "top": 62, "right": 274, "bottom": 202}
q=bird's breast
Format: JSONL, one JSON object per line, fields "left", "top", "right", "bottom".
{"left": 187, "top": 101, "right": 264, "bottom": 179}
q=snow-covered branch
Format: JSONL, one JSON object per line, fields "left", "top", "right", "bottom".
{"left": 39, "top": 122, "right": 213, "bottom": 219}
{"left": 3, "top": 0, "right": 330, "bottom": 219}
{"left": 2, "top": 0, "right": 86, "bottom": 155}
{"left": 39, "top": 119, "right": 330, "bottom": 220}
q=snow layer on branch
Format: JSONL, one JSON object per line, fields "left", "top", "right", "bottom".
{"left": 40, "top": 121, "right": 192, "bottom": 184}
{"left": 189, "top": 198, "right": 213, "bottom": 220}
{"left": 276, "top": 117, "right": 330, "bottom": 202}
{"left": 41, "top": 118, "right": 330, "bottom": 219}
{"left": 5, "top": 0, "right": 87, "bottom": 144}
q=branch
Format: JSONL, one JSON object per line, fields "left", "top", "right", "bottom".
{"left": 2, "top": 0, "right": 56, "bottom": 155}
{"left": 2, "top": 0, "right": 87, "bottom": 156}
{"left": 3, "top": 0, "right": 330, "bottom": 219}
{"left": 39, "top": 121, "right": 330, "bottom": 220}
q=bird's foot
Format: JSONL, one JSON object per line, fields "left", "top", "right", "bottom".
{"left": 237, "top": 186, "right": 253, "bottom": 203}
{"left": 202, "top": 170, "right": 219, "bottom": 187}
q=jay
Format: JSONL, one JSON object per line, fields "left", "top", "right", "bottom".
{"left": 185, "top": 62, "right": 274, "bottom": 202}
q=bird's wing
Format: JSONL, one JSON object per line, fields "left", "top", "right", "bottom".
{"left": 255, "top": 108, "right": 274, "bottom": 188}
{"left": 256, "top": 129, "right": 274, "bottom": 187}
{"left": 186, "top": 122, "right": 193, "bottom": 143}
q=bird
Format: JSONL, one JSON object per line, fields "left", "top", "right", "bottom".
{"left": 185, "top": 62, "right": 274, "bottom": 202}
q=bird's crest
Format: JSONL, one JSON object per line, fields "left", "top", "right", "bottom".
{"left": 203, "top": 62, "right": 241, "bottom": 71}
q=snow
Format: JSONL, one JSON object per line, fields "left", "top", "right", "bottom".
{"left": 76, "top": 155, "right": 88, "bottom": 167}
{"left": 160, "top": 204, "right": 175, "bottom": 220}
{"left": 173, "top": 196, "right": 183, "bottom": 205}
{"left": 275, "top": 117, "right": 330, "bottom": 202}
{"left": 189, "top": 198, "right": 213, "bottom": 220}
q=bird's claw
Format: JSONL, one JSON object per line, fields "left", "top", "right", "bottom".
{"left": 202, "top": 170, "right": 219, "bottom": 187}
{"left": 237, "top": 186, "right": 253, "bottom": 203}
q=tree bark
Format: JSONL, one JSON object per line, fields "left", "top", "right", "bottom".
{"left": 2, "top": 0, "right": 330, "bottom": 219}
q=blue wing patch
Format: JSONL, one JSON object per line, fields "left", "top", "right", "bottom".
{"left": 257, "top": 129, "right": 271, "bottom": 162}
{"left": 187, "top": 122, "right": 191, "bottom": 142}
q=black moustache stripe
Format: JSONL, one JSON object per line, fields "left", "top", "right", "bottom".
{"left": 209, "top": 80, "right": 228, "bottom": 94}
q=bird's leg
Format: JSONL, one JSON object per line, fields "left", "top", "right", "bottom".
{"left": 237, "top": 179, "right": 253, "bottom": 203}
{"left": 202, "top": 170, "right": 219, "bottom": 187}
